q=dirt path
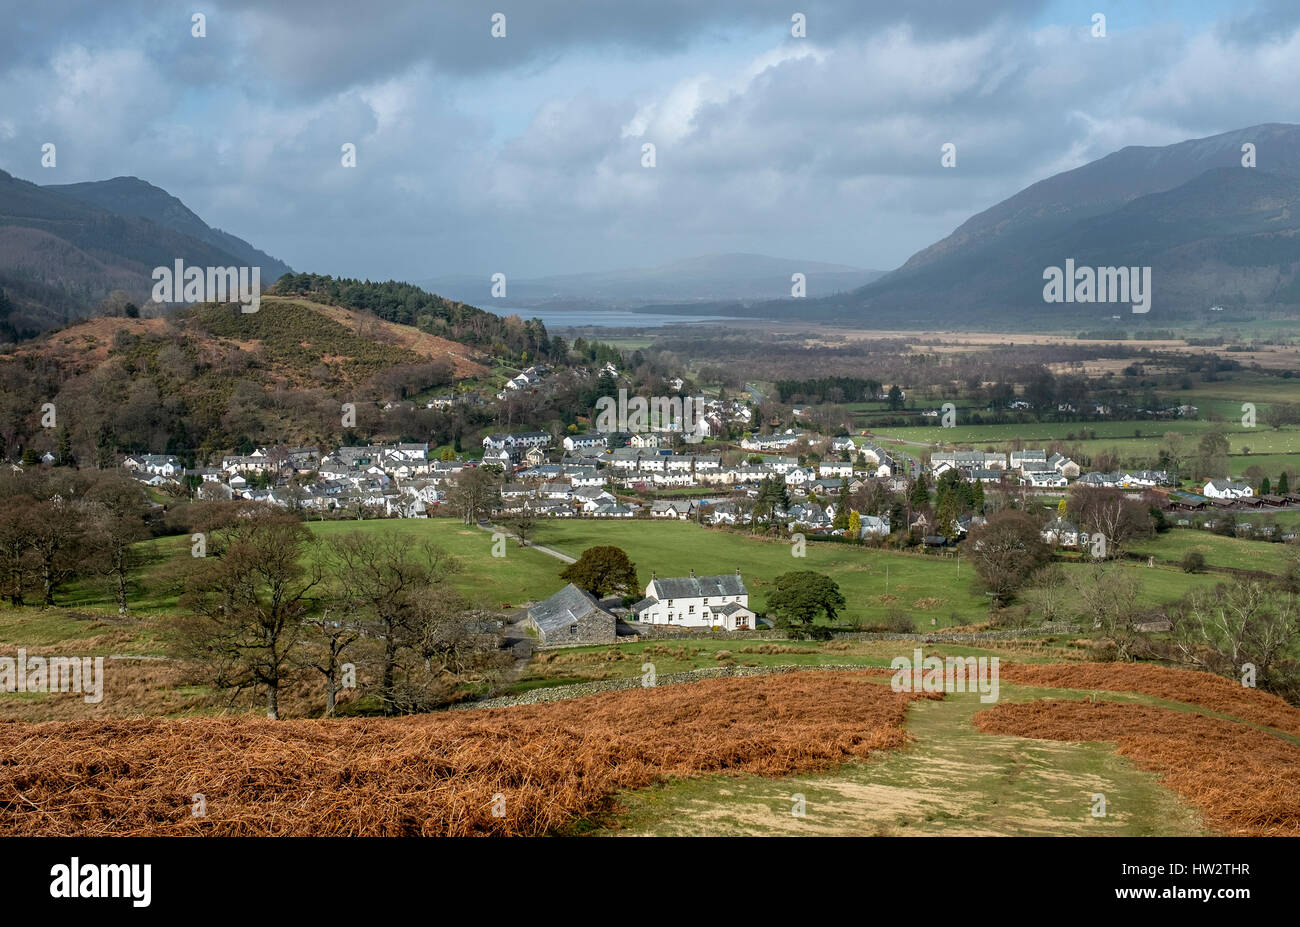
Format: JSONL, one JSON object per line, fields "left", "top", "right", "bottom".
{"left": 476, "top": 522, "right": 576, "bottom": 564}
{"left": 595, "top": 685, "right": 1208, "bottom": 836}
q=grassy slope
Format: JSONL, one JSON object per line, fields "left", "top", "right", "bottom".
{"left": 584, "top": 682, "right": 1220, "bottom": 837}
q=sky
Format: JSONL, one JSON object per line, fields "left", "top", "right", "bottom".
{"left": 2, "top": 0, "right": 1299, "bottom": 282}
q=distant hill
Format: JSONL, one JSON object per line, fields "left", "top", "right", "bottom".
{"left": 0, "top": 170, "right": 291, "bottom": 340}
{"left": 649, "top": 124, "right": 1300, "bottom": 328}
{"left": 45, "top": 176, "right": 292, "bottom": 282}
{"left": 421, "top": 253, "right": 884, "bottom": 308}
{"left": 829, "top": 122, "right": 1300, "bottom": 324}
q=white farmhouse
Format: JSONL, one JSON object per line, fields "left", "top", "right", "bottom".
{"left": 631, "top": 569, "right": 755, "bottom": 630}
{"left": 1203, "top": 479, "right": 1253, "bottom": 499}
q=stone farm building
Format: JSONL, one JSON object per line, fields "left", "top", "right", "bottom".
{"left": 523, "top": 584, "right": 617, "bottom": 648}
{"left": 631, "top": 569, "right": 756, "bottom": 630}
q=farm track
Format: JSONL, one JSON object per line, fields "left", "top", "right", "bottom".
{"left": 477, "top": 522, "right": 576, "bottom": 563}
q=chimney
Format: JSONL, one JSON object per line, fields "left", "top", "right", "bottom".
{"left": 689, "top": 568, "right": 695, "bottom": 578}
{"left": 651, "top": 570, "right": 657, "bottom": 580}
{"left": 735, "top": 567, "right": 741, "bottom": 577}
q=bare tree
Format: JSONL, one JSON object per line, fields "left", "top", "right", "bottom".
{"left": 1169, "top": 582, "right": 1299, "bottom": 689}
{"left": 1068, "top": 485, "right": 1153, "bottom": 558}
{"left": 300, "top": 607, "right": 366, "bottom": 717}
{"left": 323, "top": 531, "right": 460, "bottom": 714}
{"left": 447, "top": 467, "right": 501, "bottom": 525}
{"left": 967, "top": 510, "right": 1052, "bottom": 606}
{"left": 503, "top": 512, "right": 536, "bottom": 547}
{"left": 84, "top": 474, "right": 151, "bottom": 615}
{"left": 1021, "top": 563, "right": 1074, "bottom": 624}
{"left": 177, "top": 511, "right": 323, "bottom": 719}
{"left": 1070, "top": 563, "right": 1143, "bottom": 659}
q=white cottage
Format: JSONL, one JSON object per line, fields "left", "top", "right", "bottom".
{"left": 631, "top": 569, "right": 755, "bottom": 630}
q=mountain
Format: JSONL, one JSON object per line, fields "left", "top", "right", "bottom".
{"left": 45, "top": 176, "right": 292, "bottom": 281}
{"left": 640, "top": 124, "right": 1300, "bottom": 328}
{"left": 421, "top": 253, "right": 884, "bottom": 308}
{"left": 0, "top": 169, "right": 290, "bottom": 340}
{"left": 819, "top": 123, "right": 1300, "bottom": 326}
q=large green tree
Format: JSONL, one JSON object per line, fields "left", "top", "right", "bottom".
{"left": 560, "top": 545, "right": 638, "bottom": 598}
{"left": 767, "top": 571, "right": 846, "bottom": 638}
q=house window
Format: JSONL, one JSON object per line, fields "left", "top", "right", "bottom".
{"left": 569, "top": 624, "right": 578, "bottom": 636}
{"left": 689, "top": 605, "right": 695, "bottom": 614}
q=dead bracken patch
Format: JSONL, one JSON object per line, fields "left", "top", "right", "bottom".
{"left": 974, "top": 699, "right": 1300, "bottom": 836}
{"left": 0, "top": 671, "right": 933, "bottom": 836}
{"left": 999, "top": 662, "right": 1300, "bottom": 736}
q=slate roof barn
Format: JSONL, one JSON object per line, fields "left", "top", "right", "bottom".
{"left": 524, "top": 584, "right": 617, "bottom": 647}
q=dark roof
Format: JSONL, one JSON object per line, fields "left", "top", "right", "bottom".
{"left": 715, "top": 602, "right": 753, "bottom": 616}
{"left": 528, "top": 584, "right": 608, "bottom": 635}
{"left": 649, "top": 574, "right": 746, "bottom": 599}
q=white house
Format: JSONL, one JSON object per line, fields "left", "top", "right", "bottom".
{"left": 1024, "top": 470, "right": 1068, "bottom": 488}
{"left": 1204, "top": 479, "right": 1253, "bottom": 500}
{"left": 1047, "top": 453, "right": 1081, "bottom": 479}
{"left": 125, "top": 454, "right": 184, "bottom": 477}
{"left": 1041, "top": 518, "right": 1083, "bottom": 547}
{"left": 631, "top": 570, "right": 755, "bottom": 630}
{"left": 563, "top": 434, "right": 606, "bottom": 453}
{"left": 818, "top": 461, "right": 853, "bottom": 479}
{"left": 650, "top": 500, "right": 696, "bottom": 520}
{"left": 784, "top": 467, "right": 814, "bottom": 487}
{"left": 1009, "top": 450, "right": 1048, "bottom": 471}
{"left": 858, "top": 515, "right": 890, "bottom": 538}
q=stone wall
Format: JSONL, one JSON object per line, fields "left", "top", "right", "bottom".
{"left": 624, "top": 623, "right": 788, "bottom": 642}
{"left": 452, "top": 663, "right": 875, "bottom": 711}
{"left": 623, "top": 621, "right": 1079, "bottom": 644}
{"left": 824, "top": 621, "right": 1081, "bottom": 643}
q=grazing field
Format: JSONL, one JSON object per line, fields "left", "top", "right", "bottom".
{"left": 0, "top": 671, "right": 930, "bottom": 836}
{"left": 868, "top": 420, "right": 1300, "bottom": 466}
{"left": 85, "top": 517, "right": 1253, "bottom": 631}
{"left": 525, "top": 519, "right": 989, "bottom": 623}
{"left": 524, "top": 519, "right": 1227, "bottom": 619}
{"left": 109, "top": 519, "right": 565, "bottom": 613}
{"left": 1127, "top": 529, "right": 1295, "bottom": 574}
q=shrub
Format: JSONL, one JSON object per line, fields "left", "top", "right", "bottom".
{"left": 884, "top": 609, "right": 914, "bottom": 633}
{"left": 1181, "top": 550, "right": 1206, "bottom": 574}
{"left": 1087, "top": 638, "right": 1119, "bottom": 662}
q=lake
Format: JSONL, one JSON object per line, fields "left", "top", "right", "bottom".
{"left": 499, "top": 308, "right": 754, "bottom": 328}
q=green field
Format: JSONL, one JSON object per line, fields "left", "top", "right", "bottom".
{"left": 53, "top": 517, "right": 1271, "bottom": 635}
{"left": 518, "top": 520, "right": 1226, "bottom": 625}
{"left": 1128, "top": 528, "right": 1295, "bottom": 574}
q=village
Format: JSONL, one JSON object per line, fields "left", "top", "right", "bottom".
{"left": 116, "top": 416, "right": 1290, "bottom": 541}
